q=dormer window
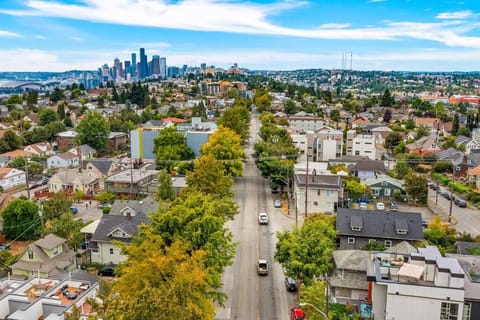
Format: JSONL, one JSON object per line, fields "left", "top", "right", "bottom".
{"left": 395, "top": 218, "right": 408, "bottom": 235}
{"left": 352, "top": 226, "right": 362, "bottom": 231}
{"left": 350, "top": 216, "right": 363, "bottom": 232}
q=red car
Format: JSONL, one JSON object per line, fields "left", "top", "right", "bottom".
{"left": 290, "top": 308, "right": 305, "bottom": 320}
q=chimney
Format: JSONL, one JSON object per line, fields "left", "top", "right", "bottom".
{"left": 77, "top": 146, "right": 82, "bottom": 173}
{"left": 126, "top": 211, "right": 131, "bottom": 220}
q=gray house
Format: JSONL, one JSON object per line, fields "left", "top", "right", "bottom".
{"left": 336, "top": 208, "right": 424, "bottom": 250}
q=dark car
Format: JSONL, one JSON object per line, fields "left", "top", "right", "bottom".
{"left": 454, "top": 198, "right": 467, "bottom": 207}
{"left": 428, "top": 182, "right": 439, "bottom": 190}
{"left": 28, "top": 182, "right": 41, "bottom": 190}
{"left": 390, "top": 201, "right": 399, "bottom": 211}
{"left": 40, "top": 177, "right": 49, "bottom": 185}
{"left": 285, "top": 277, "right": 297, "bottom": 292}
{"left": 98, "top": 266, "right": 115, "bottom": 277}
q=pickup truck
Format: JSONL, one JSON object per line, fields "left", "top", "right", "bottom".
{"left": 257, "top": 259, "right": 268, "bottom": 275}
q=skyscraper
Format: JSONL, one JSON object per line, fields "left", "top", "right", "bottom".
{"left": 124, "top": 61, "right": 131, "bottom": 79}
{"left": 131, "top": 53, "right": 137, "bottom": 78}
{"left": 151, "top": 55, "right": 160, "bottom": 75}
{"left": 139, "top": 48, "right": 148, "bottom": 79}
{"left": 160, "top": 57, "right": 167, "bottom": 78}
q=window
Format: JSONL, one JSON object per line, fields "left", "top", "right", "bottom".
{"left": 441, "top": 302, "right": 459, "bottom": 320}
{"left": 28, "top": 250, "right": 33, "bottom": 260}
{"left": 313, "top": 201, "right": 318, "bottom": 206}
{"left": 326, "top": 190, "right": 335, "bottom": 197}
{"left": 110, "top": 248, "right": 114, "bottom": 255}
{"left": 462, "top": 303, "right": 471, "bottom": 320}
{"left": 384, "top": 240, "right": 392, "bottom": 248}
{"left": 373, "top": 189, "right": 380, "bottom": 196}
{"left": 347, "top": 237, "right": 355, "bottom": 244}
{"left": 355, "top": 151, "right": 360, "bottom": 155}
{"left": 92, "top": 249, "right": 99, "bottom": 255}
{"left": 384, "top": 188, "right": 391, "bottom": 196}
{"left": 368, "top": 239, "right": 376, "bottom": 244}
{"left": 317, "top": 190, "right": 321, "bottom": 196}
{"left": 53, "top": 246, "right": 58, "bottom": 255}
{"left": 351, "top": 227, "right": 362, "bottom": 231}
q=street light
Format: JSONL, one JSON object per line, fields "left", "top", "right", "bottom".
{"left": 299, "top": 302, "right": 328, "bottom": 319}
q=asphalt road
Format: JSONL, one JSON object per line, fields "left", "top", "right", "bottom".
{"left": 216, "top": 115, "right": 297, "bottom": 320}
{"left": 428, "top": 188, "right": 480, "bottom": 236}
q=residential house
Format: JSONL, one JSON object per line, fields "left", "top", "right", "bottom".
{"left": 84, "top": 159, "right": 120, "bottom": 189}
{"left": 0, "top": 167, "right": 26, "bottom": 191}
{"left": 291, "top": 134, "right": 307, "bottom": 162}
{"left": 55, "top": 130, "right": 77, "bottom": 151}
{"left": 23, "top": 113, "right": 39, "bottom": 125}
{"left": 0, "top": 193, "right": 15, "bottom": 213}
{"left": 0, "top": 273, "right": 99, "bottom": 320}
{"left": 456, "top": 135, "right": 480, "bottom": 154}
{"left": 351, "top": 116, "right": 369, "bottom": 128}
{"left": 0, "top": 154, "right": 8, "bottom": 167}
{"left": 0, "top": 122, "right": 14, "bottom": 130}
{"left": 353, "top": 159, "right": 387, "bottom": 181}
{"left": 330, "top": 250, "right": 370, "bottom": 308}
{"left": 435, "top": 147, "right": 472, "bottom": 176}
{"left": 366, "top": 246, "right": 466, "bottom": 320}
{"left": 293, "top": 170, "right": 342, "bottom": 214}
{"left": 415, "top": 117, "right": 441, "bottom": 132}
{"left": 47, "top": 152, "right": 79, "bottom": 169}
{"left": 11, "top": 234, "right": 76, "bottom": 278}
{"left": 68, "top": 144, "right": 97, "bottom": 160}
{"left": 346, "top": 130, "right": 377, "bottom": 160}
{"left": 467, "top": 165, "right": 480, "bottom": 190}
{"left": 286, "top": 112, "right": 328, "bottom": 133}
{"left": 23, "top": 142, "right": 53, "bottom": 156}
{"left": 105, "top": 167, "right": 160, "bottom": 197}
{"left": 336, "top": 208, "right": 424, "bottom": 250}
{"left": 306, "top": 126, "right": 343, "bottom": 161}
{"left": 406, "top": 135, "right": 441, "bottom": 155}
{"left": 364, "top": 175, "right": 405, "bottom": 199}
{"left": 108, "top": 131, "right": 128, "bottom": 151}
{"left": 1, "top": 149, "right": 32, "bottom": 161}
{"left": 88, "top": 197, "right": 157, "bottom": 264}
{"left": 48, "top": 168, "right": 100, "bottom": 196}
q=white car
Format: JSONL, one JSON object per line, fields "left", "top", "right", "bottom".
{"left": 359, "top": 202, "right": 368, "bottom": 210}
{"left": 273, "top": 199, "right": 282, "bottom": 208}
{"left": 376, "top": 202, "right": 385, "bottom": 210}
{"left": 258, "top": 212, "right": 269, "bottom": 224}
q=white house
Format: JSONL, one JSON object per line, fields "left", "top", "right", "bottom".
{"left": 23, "top": 142, "right": 54, "bottom": 156}
{"left": 0, "top": 167, "right": 26, "bottom": 191}
{"left": 47, "top": 152, "right": 79, "bottom": 169}
{"left": 346, "top": 130, "right": 377, "bottom": 160}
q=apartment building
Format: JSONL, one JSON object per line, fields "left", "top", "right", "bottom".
{"left": 306, "top": 126, "right": 343, "bottom": 162}
{"left": 346, "top": 130, "right": 376, "bottom": 160}
{"left": 366, "top": 246, "right": 466, "bottom": 320}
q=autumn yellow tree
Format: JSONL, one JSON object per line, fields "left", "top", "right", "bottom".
{"left": 200, "top": 126, "right": 245, "bottom": 177}
{"left": 105, "top": 234, "right": 216, "bottom": 320}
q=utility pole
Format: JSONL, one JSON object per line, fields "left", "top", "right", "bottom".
{"left": 304, "top": 154, "right": 309, "bottom": 218}
{"left": 448, "top": 165, "right": 454, "bottom": 223}
{"left": 25, "top": 159, "right": 30, "bottom": 199}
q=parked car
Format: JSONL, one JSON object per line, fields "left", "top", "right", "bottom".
{"left": 376, "top": 202, "right": 385, "bottom": 210}
{"left": 0, "top": 244, "right": 11, "bottom": 251}
{"left": 98, "top": 266, "right": 115, "bottom": 277}
{"left": 40, "top": 177, "right": 49, "bottom": 185}
{"left": 290, "top": 308, "right": 305, "bottom": 320}
{"left": 390, "top": 201, "right": 399, "bottom": 211}
{"left": 359, "top": 202, "right": 368, "bottom": 210}
{"left": 258, "top": 212, "right": 269, "bottom": 224}
{"left": 428, "top": 182, "right": 439, "bottom": 190}
{"left": 28, "top": 182, "right": 41, "bottom": 190}
{"left": 273, "top": 199, "right": 282, "bottom": 208}
{"left": 454, "top": 198, "right": 467, "bottom": 207}
{"left": 422, "top": 220, "right": 429, "bottom": 228}
{"left": 69, "top": 206, "right": 78, "bottom": 214}
{"left": 97, "top": 202, "right": 112, "bottom": 209}
{"left": 271, "top": 185, "right": 279, "bottom": 194}
{"left": 285, "top": 277, "right": 297, "bottom": 292}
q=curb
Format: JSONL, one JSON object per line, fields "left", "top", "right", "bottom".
{"left": 428, "top": 200, "right": 459, "bottom": 225}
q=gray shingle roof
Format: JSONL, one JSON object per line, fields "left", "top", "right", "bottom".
{"left": 110, "top": 196, "right": 158, "bottom": 216}
{"left": 336, "top": 208, "right": 424, "bottom": 241}
{"left": 86, "top": 159, "right": 114, "bottom": 176}
{"left": 90, "top": 212, "right": 149, "bottom": 243}
{"left": 294, "top": 174, "right": 341, "bottom": 189}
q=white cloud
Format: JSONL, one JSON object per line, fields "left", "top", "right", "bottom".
{"left": 1, "top": 0, "right": 479, "bottom": 48}
{"left": 436, "top": 10, "right": 472, "bottom": 20}
{"left": 0, "top": 30, "right": 21, "bottom": 37}
{"left": 34, "top": 34, "right": 45, "bottom": 39}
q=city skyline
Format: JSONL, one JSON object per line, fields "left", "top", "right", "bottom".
{"left": 1, "top": 0, "right": 480, "bottom": 72}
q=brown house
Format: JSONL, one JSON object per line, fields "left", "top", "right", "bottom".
{"left": 55, "top": 130, "right": 77, "bottom": 151}
{"left": 108, "top": 132, "right": 128, "bottom": 152}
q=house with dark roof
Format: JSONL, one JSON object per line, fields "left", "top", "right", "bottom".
{"left": 294, "top": 172, "right": 342, "bottom": 214}
{"left": 88, "top": 197, "right": 158, "bottom": 265}
{"left": 84, "top": 158, "right": 120, "bottom": 189}
{"left": 354, "top": 159, "right": 387, "bottom": 181}
{"left": 336, "top": 208, "right": 424, "bottom": 250}
{"left": 11, "top": 234, "right": 76, "bottom": 278}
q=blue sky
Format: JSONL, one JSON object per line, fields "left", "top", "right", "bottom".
{"left": 1, "top": 0, "right": 480, "bottom": 72}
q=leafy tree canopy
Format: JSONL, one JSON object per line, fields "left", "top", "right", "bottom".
{"left": 75, "top": 111, "right": 110, "bottom": 152}
{"left": 2, "top": 199, "right": 41, "bottom": 240}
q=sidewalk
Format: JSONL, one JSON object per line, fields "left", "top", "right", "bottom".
{"left": 428, "top": 199, "right": 458, "bottom": 225}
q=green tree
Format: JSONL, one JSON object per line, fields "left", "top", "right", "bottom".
{"left": 153, "top": 126, "right": 195, "bottom": 172}
{"left": 393, "top": 160, "right": 410, "bottom": 179}
{"left": 48, "top": 212, "right": 84, "bottom": 250}
{"left": 39, "top": 108, "right": 59, "bottom": 126}
{"left": 275, "top": 215, "right": 336, "bottom": 286}
{"left": 330, "top": 109, "right": 340, "bottom": 129}
{"left": 75, "top": 111, "right": 110, "bottom": 152}
{"left": 380, "top": 88, "right": 394, "bottom": 107}
{"left": 57, "top": 103, "right": 66, "bottom": 120}
{"left": 405, "top": 118, "right": 416, "bottom": 130}
{"left": 404, "top": 171, "right": 428, "bottom": 205}
{"left": 452, "top": 113, "right": 459, "bottom": 136}
{"left": 2, "top": 199, "right": 41, "bottom": 240}
{"left": 300, "top": 281, "right": 329, "bottom": 320}
{"left": 26, "top": 90, "right": 38, "bottom": 107}
{"left": 345, "top": 179, "right": 367, "bottom": 198}
{"left": 217, "top": 105, "right": 250, "bottom": 144}
{"left": 415, "top": 125, "right": 429, "bottom": 140}
{"left": 42, "top": 192, "right": 72, "bottom": 220}
{"left": 49, "top": 87, "right": 65, "bottom": 103}
{"left": 384, "top": 132, "right": 403, "bottom": 150}
{"left": 2, "top": 130, "right": 23, "bottom": 151}
{"left": 95, "top": 192, "right": 116, "bottom": 204}
{"left": 284, "top": 99, "right": 297, "bottom": 114}
{"left": 72, "top": 190, "right": 85, "bottom": 202}
{"left": 200, "top": 126, "right": 245, "bottom": 177}
{"left": 157, "top": 170, "right": 176, "bottom": 202}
